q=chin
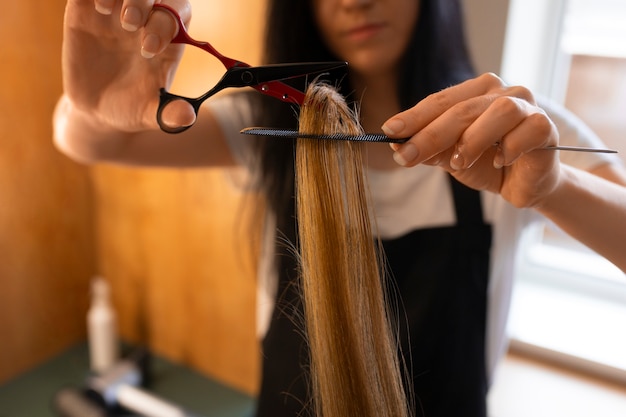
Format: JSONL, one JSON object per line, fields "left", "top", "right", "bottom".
{"left": 348, "top": 56, "right": 394, "bottom": 77}
{"left": 343, "top": 46, "right": 400, "bottom": 76}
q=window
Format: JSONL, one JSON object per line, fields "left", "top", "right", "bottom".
{"left": 501, "top": 0, "right": 626, "bottom": 382}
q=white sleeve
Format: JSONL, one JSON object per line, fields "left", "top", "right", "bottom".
{"left": 206, "top": 93, "right": 258, "bottom": 170}
{"left": 486, "top": 96, "right": 621, "bottom": 381}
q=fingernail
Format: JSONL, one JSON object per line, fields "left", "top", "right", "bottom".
{"left": 450, "top": 150, "right": 465, "bottom": 170}
{"left": 95, "top": 4, "right": 113, "bottom": 15}
{"left": 493, "top": 152, "right": 504, "bottom": 169}
{"left": 392, "top": 143, "right": 419, "bottom": 166}
{"left": 122, "top": 6, "right": 142, "bottom": 32}
{"left": 381, "top": 118, "right": 405, "bottom": 136}
{"left": 141, "top": 33, "right": 160, "bottom": 59}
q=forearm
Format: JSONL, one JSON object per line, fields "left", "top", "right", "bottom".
{"left": 53, "top": 95, "right": 131, "bottom": 164}
{"left": 53, "top": 94, "right": 236, "bottom": 168}
{"left": 536, "top": 164, "right": 626, "bottom": 272}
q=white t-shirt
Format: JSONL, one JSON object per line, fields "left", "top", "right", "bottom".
{"left": 208, "top": 93, "right": 618, "bottom": 379}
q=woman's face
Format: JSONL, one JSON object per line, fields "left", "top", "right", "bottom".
{"left": 312, "top": 0, "right": 420, "bottom": 78}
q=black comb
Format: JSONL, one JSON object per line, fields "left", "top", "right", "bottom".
{"left": 240, "top": 127, "right": 408, "bottom": 143}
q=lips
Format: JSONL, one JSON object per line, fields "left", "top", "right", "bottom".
{"left": 344, "top": 22, "right": 386, "bottom": 43}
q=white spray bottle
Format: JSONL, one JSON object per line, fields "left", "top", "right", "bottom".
{"left": 87, "top": 276, "right": 119, "bottom": 374}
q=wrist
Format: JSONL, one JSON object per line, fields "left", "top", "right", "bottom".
{"left": 53, "top": 95, "right": 130, "bottom": 164}
{"left": 533, "top": 164, "right": 569, "bottom": 213}
{"left": 533, "top": 164, "right": 600, "bottom": 222}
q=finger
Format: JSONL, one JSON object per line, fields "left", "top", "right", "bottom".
{"left": 118, "top": 0, "right": 158, "bottom": 32}
{"left": 388, "top": 80, "right": 539, "bottom": 168}
{"left": 421, "top": 150, "right": 453, "bottom": 167}
{"left": 496, "top": 111, "right": 557, "bottom": 168}
{"left": 450, "top": 95, "right": 530, "bottom": 170}
{"left": 391, "top": 94, "right": 493, "bottom": 167}
{"left": 160, "top": 99, "right": 196, "bottom": 129}
{"left": 382, "top": 72, "right": 506, "bottom": 138}
{"left": 142, "top": 2, "right": 191, "bottom": 58}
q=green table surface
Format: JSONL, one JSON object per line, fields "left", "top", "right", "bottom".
{"left": 0, "top": 343, "right": 254, "bottom": 417}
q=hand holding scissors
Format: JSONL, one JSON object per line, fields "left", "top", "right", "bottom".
{"left": 153, "top": 4, "right": 346, "bottom": 133}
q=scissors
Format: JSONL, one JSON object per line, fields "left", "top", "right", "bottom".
{"left": 153, "top": 4, "right": 346, "bottom": 133}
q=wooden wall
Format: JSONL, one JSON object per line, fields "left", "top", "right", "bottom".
{"left": 93, "top": 167, "right": 261, "bottom": 394}
{"left": 1, "top": 1, "right": 265, "bottom": 395}
{"left": 90, "top": 1, "right": 265, "bottom": 394}
{"left": 0, "top": 0, "right": 96, "bottom": 384}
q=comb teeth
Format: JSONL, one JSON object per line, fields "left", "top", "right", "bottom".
{"left": 240, "top": 127, "right": 408, "bottom": 144}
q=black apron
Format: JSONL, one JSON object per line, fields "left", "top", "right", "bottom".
{"left": 256, "top": 175, "right": 492, "bottom": 417}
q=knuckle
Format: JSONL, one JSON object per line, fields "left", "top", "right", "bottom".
{"left": 507, "top": 85, "right": 535, "bottom": 102}
{"left": 478, "top": 72, "right": 505, "bottom": 89}
{"left": 526, "top": 111, "right": 554, "bottom": 137}
{"left": 451, "top": 99, "right": 480, "bottom": 124}
{"left": 491, "top": 96, "right": 523, "bottom": 119}
{"left": 429, "top": 90, "right": 453, "bottom": 112}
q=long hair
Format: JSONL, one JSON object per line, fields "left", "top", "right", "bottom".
{"left": 247, "top": 1, "right": 476, "bottom": 412}
{"left": 296, "top": 82, "right": 411, "bottom": 417}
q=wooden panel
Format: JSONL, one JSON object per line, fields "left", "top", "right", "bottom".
{"left": 93, "top": 0, "right": 267, "bottom": 394}
{"left": 94, "top": 167, "right": 261, "bottom": 394}
{"left": 0, "top": 0, "right": 265, "bottom": 396}
{"left": 0, "top": 1, "right": 97, "bottom": 383}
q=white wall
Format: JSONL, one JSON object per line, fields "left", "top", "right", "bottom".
{"left": 461, "top": 0, "right": 511, "bottom": 74}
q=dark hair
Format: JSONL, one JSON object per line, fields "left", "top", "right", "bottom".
{"left": 252, "top": 0, "right": 476, "bottom": 219}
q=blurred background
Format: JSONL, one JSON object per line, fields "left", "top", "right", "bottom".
{"left": 0, "top": 0, "right": 625, "bottom": 416}
{"left": 0, "top": 0, "right": 264, "bottom": 397}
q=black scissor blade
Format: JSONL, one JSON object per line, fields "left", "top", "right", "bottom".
{"left": 247, "top": 61, "right": 347, "bottom": 84}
